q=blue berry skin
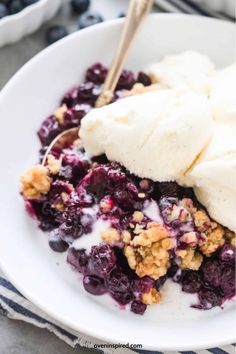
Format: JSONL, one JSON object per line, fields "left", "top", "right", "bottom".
{"left": 22, "top": 0, "right": 38, "bottom": 6}
{"left": 9, "top": 0, "right": 24, "bottom": 14}
{"left": 78, "top": 11, "right": 104, "bottom": 29}
{"left": 0, "top": 3, "right": 8, "bottom": 19}
{"left": 71, "top": 0, "right": 90, "bottom": 14}
{"left": 46, "top": 25, "right": 68, "bottom": 45}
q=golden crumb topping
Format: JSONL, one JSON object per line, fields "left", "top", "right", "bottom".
{"left": 200, "top": 225, "right": 225, "bottom": 256}
{"left": 54, "top": 104, "right": 67, "bottom": 125}
{"left": 177, "top": 248, "right": 203, "bottom": 270}
{"left": 124, "top": 224, "right": 174, "bottom": 280}
{"left": 20, "top": 165, "right": 51, "bottom": 200}
{"left": 47, "top": 155, "right": 61, "bottom": 175}
{"left": 101, "top": 228, "right": 121, "bottom": 245}
{"left": 141, "top": 288, "right": 162, "bottom": 305}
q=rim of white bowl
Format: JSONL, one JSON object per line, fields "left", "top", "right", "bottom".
{"left": 0, "top": 14, "right": 235, "bottom": 351}
{"left": 0, "top": 0, "right": 48, "bottom": 27}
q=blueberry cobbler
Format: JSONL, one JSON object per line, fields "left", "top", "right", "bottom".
{"left": 20, "top": 53, "right": 236, "bottom": 315}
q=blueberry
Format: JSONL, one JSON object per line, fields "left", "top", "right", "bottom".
{"left": 118, "top": 12, "right": 126, "bottom": 18}
{"left": 202, "top": 261, "right": 221, "bottom": 288}
{"left": 83, "top": 275, "right": 107, "bottom": 295}
{"left": 137, "top": 71, "right": 152, "bottom": 86}
{"left": 0, "top": 3, "right": 8, "bottom": 19}
{"left": 78, "top": 11, "right": 103, "bottom": 29}
{"left": 46, "top": 25, "right": 68, "bottom": 45}
{"left": 132, "top": 277, "right": 154, "bottom": 294}
{"left": 22, "top": 0, "right": 38, "bottom": 6}
{"left": 49, "top": 229, "right": 68, "bottom": 253}
{"left": 181, "top": 271, "right": 202, "bottom": 294}
{"left": 90, "top": 244, "right": 116, "bottom": 277}
{"left": 37, "top": 115, "right": 62, "bottom": 146}
{"left": 219, "top": 243, "right": 235, "bottom": 264}
{"left": 110, "top": 290, "right": 133, "bottom": 305}
{"left": 198, "top": 289, "right": 221, "bottom": 309}
{"left": 9, "top": 0, "right": 23, "bottom": 14}
{"left": 67, "top": 247, "right": 88, "bottom": 273}
{"left": 85, "top": 63, "right": 107, "bottom": 84}
{"left": 131, "top": 300, "right": 147, "bottom": 315}
{"left": 71, "top": 0, "right": 90, "bottom": 14}
{"left": 106, "top": 267, "right": 130, "bottom": 293}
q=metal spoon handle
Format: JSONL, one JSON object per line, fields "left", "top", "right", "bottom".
{"left": 96, "top": 0, "right": 153, "bottom": 108}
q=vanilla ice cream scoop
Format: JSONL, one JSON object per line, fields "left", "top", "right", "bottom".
{"left": 188, "top": 122, "right": 236, "bottom": 231}
{"left": 80, "top": 89, "right": 213, "bottom": 182}
{"left": 210, "top": 62, "right": 236, "bottom": 121}
{"left": 146, "top": 51, "right": 215, "bottom": 95}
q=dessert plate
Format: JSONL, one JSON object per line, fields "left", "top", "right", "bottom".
{"left": 0, "top": 14, "right": 235, "bottom": 351}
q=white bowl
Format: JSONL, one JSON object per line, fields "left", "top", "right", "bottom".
{"left": 0, "top": 14, "right": 235, "bottom": 351}
{"left": 0, "top": 0, "right": 62, "bottom": 47}
{"left": 192, "top": 0, "right": 235, "bottom": 17}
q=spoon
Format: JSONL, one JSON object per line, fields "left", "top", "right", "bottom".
{"left": 42, "top": 0, "right": 153, "bottom": 166}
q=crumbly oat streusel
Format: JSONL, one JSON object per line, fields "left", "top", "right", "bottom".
{"left": 177, "top": 247, "right": 203, "bottom": 270}
{"left": 124, "top": 224, "right": 174, "bottom": 280}
{"left": 54, "top": 104, "right": 67, "bottom": 125}
{"left": 47, "top": 154, "right": 61, "bottom": 175}
{"left": 20, "top": 165, "right": 51, "bottom": 200}
{"left": 141, "top": 288, "right": 162, "bottom": 305}
{"left": 101, "top": 228, "right": 121, "bottom": 245}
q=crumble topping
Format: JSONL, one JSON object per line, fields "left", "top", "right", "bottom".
{"left": 193, "top": 210, "right": 213, "bottom": 232}
{"left": 47, "top": 154, "right": 61, "bottom": 175}
{"left": 101, "top": 228, "right": 120, "bottom": 245}
{"left": 179, "top": 231, "right": 198, "bottom": 246}
{"left": 124, "top": 224, "right": 174, "bottom": 280}
{"left": 20, "top": 165, "right": 51, "bottom": 200}
{"left": 132, "top": 211, "right": 144, "bottom": 223}
{"left": 121, "top": 230, "right": 132, "bottom": 245}
{"left": 141, "top": 288, "right": 162, "bottom": 305}
{"left": 200, "top": 225, "right": 225, "bottom": 256}
{"left": 54, "top": 104, "right": 67, "bottom": 125}
{"left": 177, "top": 248, "right": 203, "bottom": 270}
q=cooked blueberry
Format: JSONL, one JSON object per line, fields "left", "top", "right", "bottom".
{"left": 111, "top": 290, "right": 133, "bottom": 305}
{"left": 181, "top": 271, "right": 202, "bottom": 293}
{"left": 46, "top": 25, "right": 68, "bottom": 45}
{"left": 118, "top": 12, "right": 125, "bottom": 18}
{"left": 158, "top": 182, "right": 181, "bottom": 198}
{"left": 220, "top": 266, "right": 235, "bottom": 296}
{"left": 58, "top": 221, "right": 83, "bottom": 243}
{"left": 77, "top": 82, "right": 100, "bottom": 104}
{"left": 85, "top": 63, "right": 107, "bottom": 84}
{"left": 132, "top": 277, "right": 154, "bottom": 294}
{"left": 83, "top": 275, "right": 106, "bottom": 295}
{"left": 131, "top": 300, "right": 147, "bottom": 315}
{"left": 106, "top": 267, "right": 130, "bottom": 293}
{"left": 0, "top": 3, "right": 8, "bottom": 18}
{"left": 71, "top": 0, "right": 90, "bottom": 14}
{"left": 78, "top": 11, "right": 103, "bottom": 29}
{"left": 155, "top": 275, "right": 167, "bottom": 290}
{"left": 90, "top": 244, "right": 116, "bottom": 277}
{"left": 67, "top": 247, "right": 88, "bottom": 273}
{"left": 37, "top": 115, "right": 62, "bottom": 146}
{"left": 116, "top": 70, "right": 135, "bottom": 90}
{"left": 198, "top": 289, "right": 221, "bottom": 309}
{"left": 49, "top": 229, "right": 68, "bottom": 253}
{"left": 9, "top": 0, "right": 23, "bottom": 14}
{"left": 202, "top": 261, "right": 221, "bottom": 287}
{"left": 219, "top": 243, "right": 235, "bottom": 264}
{"left": 137, "top": 72, "right": 152, "bottom": 86}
